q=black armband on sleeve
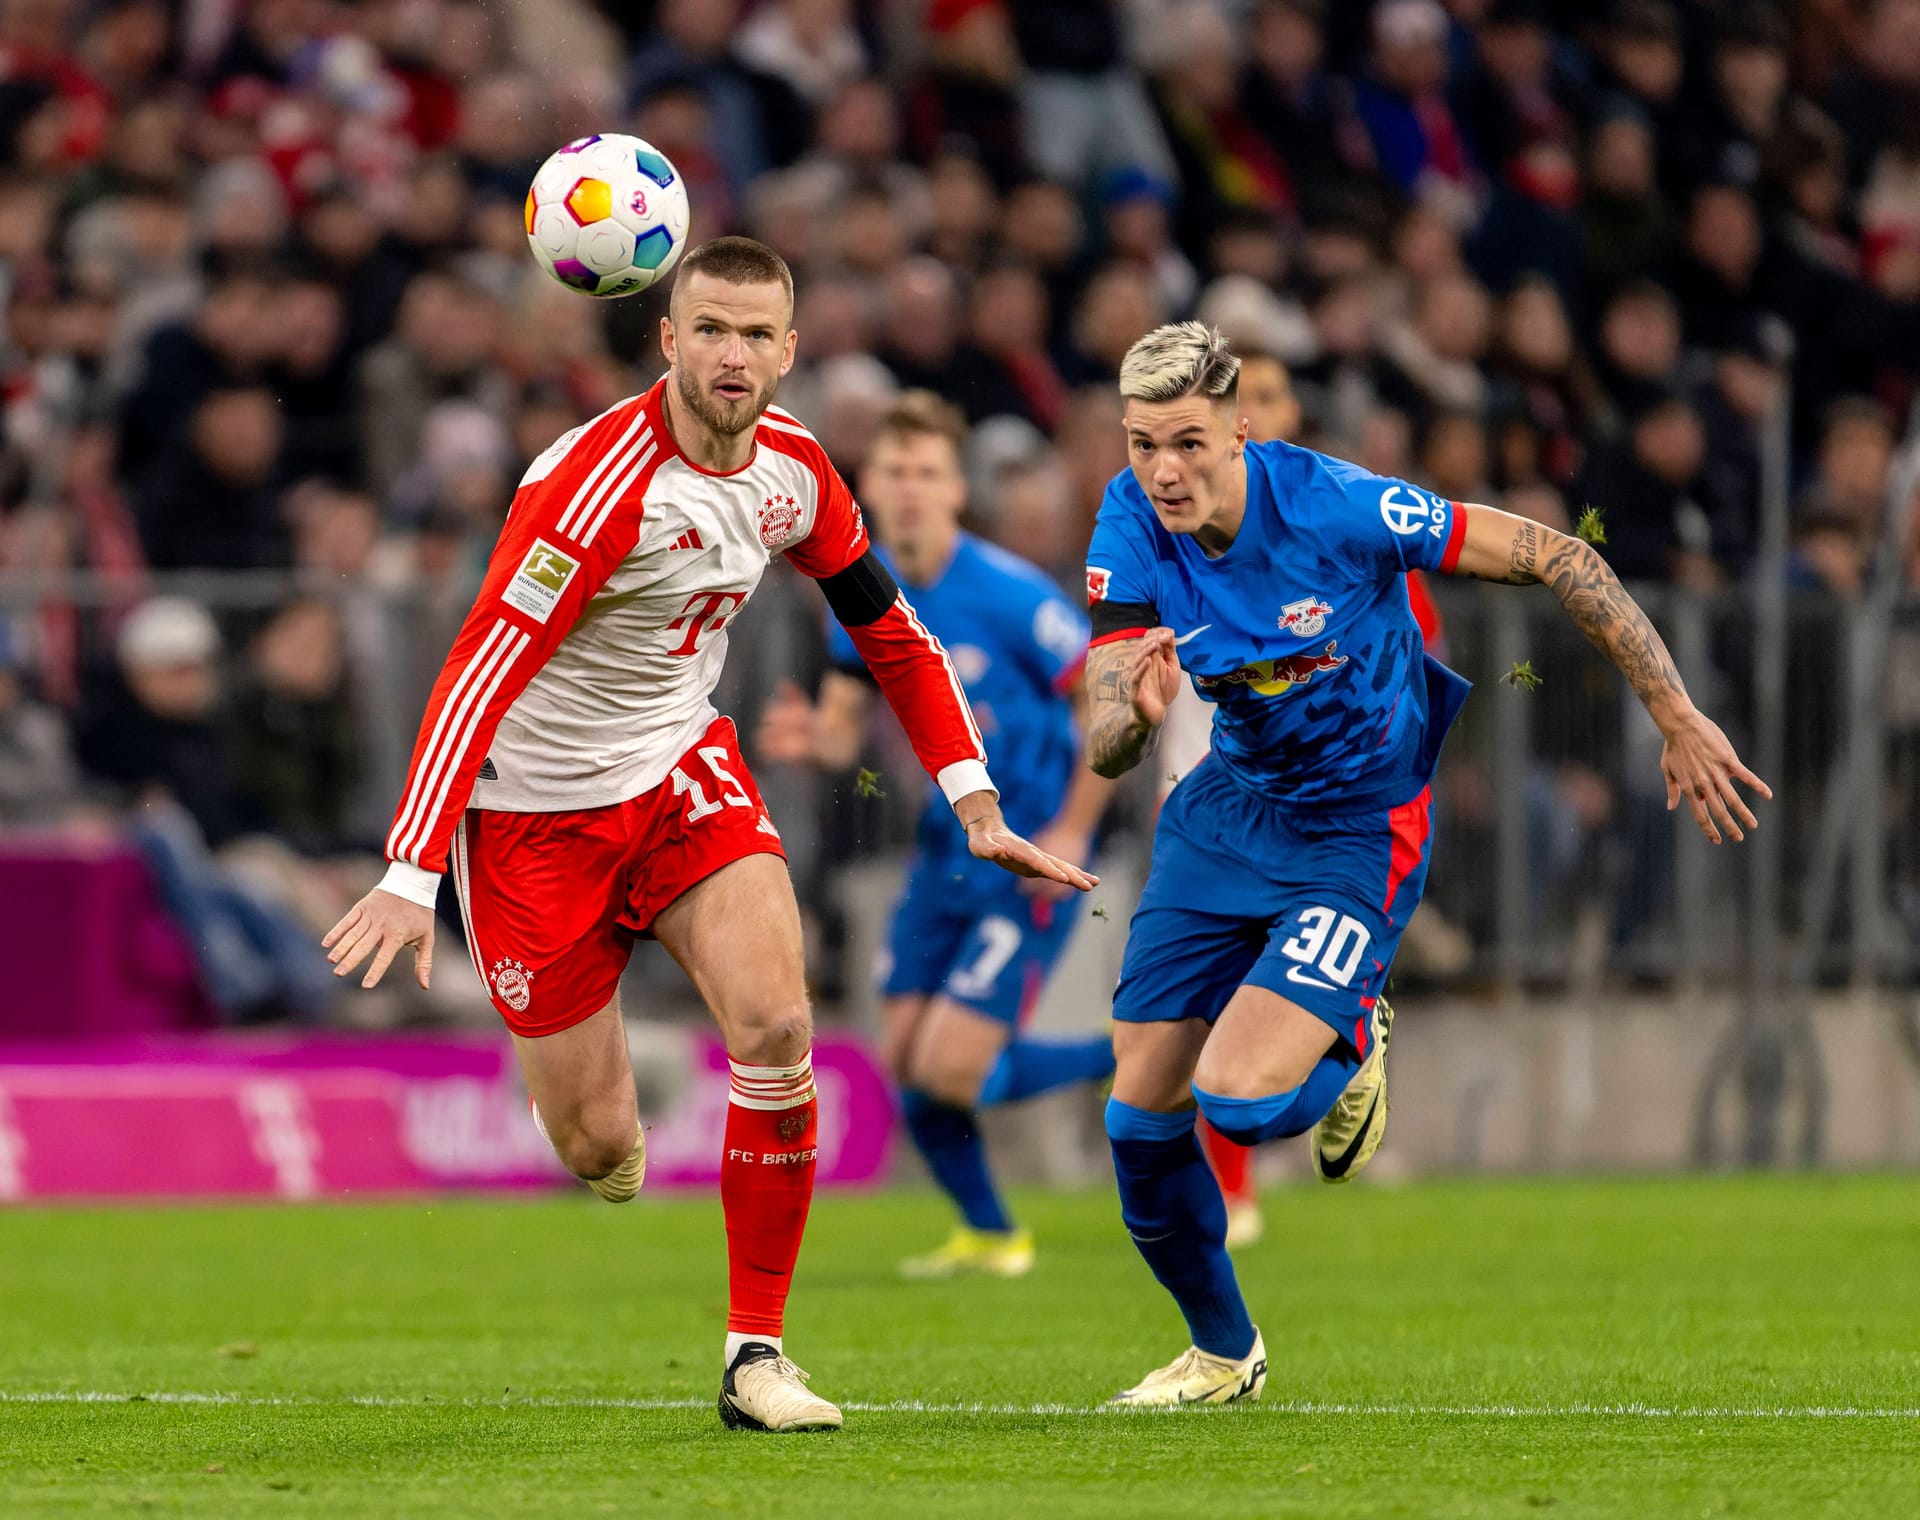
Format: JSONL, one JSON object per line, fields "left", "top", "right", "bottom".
{"left": 818, "top": 549, "right": 900, "bottom": 627}
{"left": 1089, "top": 600, "right": 1159, "bottom": 644}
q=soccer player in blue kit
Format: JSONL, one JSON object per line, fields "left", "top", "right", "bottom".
{"left": 759, "top": 391, "right": 1115, "bottom": 1278}
{"left": 1084, "top": 324, "right": 1771, "bottom": 1405}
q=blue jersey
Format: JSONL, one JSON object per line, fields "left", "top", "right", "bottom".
{"left": 828, "top": 532, "right": 1088, "bottom": 870}
{"left": 1085, "top": 439, "right": 1472, "bottom": 813}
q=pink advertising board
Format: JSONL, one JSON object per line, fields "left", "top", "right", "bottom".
{"left": 0, "top": 1032, "right": 895, "bottom": 1202}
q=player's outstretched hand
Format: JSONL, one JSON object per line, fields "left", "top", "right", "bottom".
{"left": 1659, "top": 706, "right": 1773, "bottom": 845}
{"left": 1021, "top": 822, "right": 1094, "bottom": 903}
{"left": 323, "top": 887, "right": 436, "bottom": 989}
{"left": 755, "top": 678, "right": 817, "bottom": 765}
{"left": 1129, "top": 628, "right": 1184, "bottom": 729}
{"left": 963, "top": 804, "right": 1098, "bottom": 892}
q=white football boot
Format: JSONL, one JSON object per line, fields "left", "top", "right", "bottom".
{"left": 717, "top": 1343, "right": 843, "bottom": 1432}
{"left": 1106, "top": 1328, "right": 1267, "bottom": 1407}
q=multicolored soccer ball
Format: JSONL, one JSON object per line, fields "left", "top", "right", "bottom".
{"left": 524, "top": 134, "right": 690, "bottom": 298}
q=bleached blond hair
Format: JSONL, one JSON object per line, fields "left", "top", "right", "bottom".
{"left": 1117, "top": 321, "right": 1241, "bottom": 406}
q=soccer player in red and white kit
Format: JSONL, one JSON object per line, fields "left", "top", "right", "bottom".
{"left": 322, "top": 238, "right": 1094, "bottom": 1433}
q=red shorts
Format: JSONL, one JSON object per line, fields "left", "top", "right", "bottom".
{"left": 449, "top": 715, "right": 786, "bottom": 1037}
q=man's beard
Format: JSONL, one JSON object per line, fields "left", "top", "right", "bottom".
{"left": 674, "top": 366, "right": 778, "bottom": 438}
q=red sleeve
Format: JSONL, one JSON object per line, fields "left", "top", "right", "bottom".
{"left": 762, "top": 413, "right": 992, "bottom": 800}
{"left": 777, "top": 426, "right": 869, "bottom": 579}
{"left": 841, "top": 598, "right": 989, "bottom": 798}
{"left": 381, "top": 399, "right": 655, "bottom": 880}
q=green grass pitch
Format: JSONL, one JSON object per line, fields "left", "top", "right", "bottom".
{"left": 2, "top": 1175, "right": 1917, "bottom": 1518}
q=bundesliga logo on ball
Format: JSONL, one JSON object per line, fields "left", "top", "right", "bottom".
{"left": 524, "top": 134, "right": 692, "bottom": 298}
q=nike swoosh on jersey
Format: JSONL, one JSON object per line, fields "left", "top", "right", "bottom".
{"left": 1172, "top": 624, "right": 1212, "bottom": 646}
{"left": 1285, "top": 964, "right": 1339, "bottom": 992}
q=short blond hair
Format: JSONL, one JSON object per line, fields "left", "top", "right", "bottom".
{"left": 1117, "top": 321, "right": 1241, "bottom": 405}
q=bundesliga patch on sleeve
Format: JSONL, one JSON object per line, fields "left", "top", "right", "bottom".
{"left": 503, "top": 538, "right": 579, "bottom": 624}
{"left": 1086, "top": 566, "right": 1111, "bottom": 604}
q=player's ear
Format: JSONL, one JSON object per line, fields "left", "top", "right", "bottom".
{"left": 779, "top": 326, "right": 797, "bottom": 378}
{"left": 659, "top": 314, "right": 676, "bottom": 366}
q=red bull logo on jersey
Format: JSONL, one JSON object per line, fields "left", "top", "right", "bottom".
{"left": 1279, "top": 596, "right": 1334, "bottom": 637}
{"left": 1196, "top": 641, "right": 1348, "bottom": 697}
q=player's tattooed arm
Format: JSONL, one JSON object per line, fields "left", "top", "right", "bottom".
{"left": 1463, "top": 507, "right": 1684, "bottom": 718}
{"left": 1451, "top": 503, "right": 1773, "bottom": 843}
{"left": 1086, "top": 632, "right": 1181, "bottom": 778}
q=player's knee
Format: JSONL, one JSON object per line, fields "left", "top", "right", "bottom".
{"left": 910, "top": 1048, "right": 984, "bottom": 1108}
{"left": 728, "top": 1005, "right": 813, "bottom": 1067}
{"left": 550, "top": 1113, "right": 638, "bottom": 1180}
{"left": 881, "top": 1027, "right": 916, "bottom": 1086}
{"left": 1191, "top": 1044, "right": 1284, "bottom": 1103}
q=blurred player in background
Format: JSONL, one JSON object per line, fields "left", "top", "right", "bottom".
{"left": 759, "top": 391, "right": 1115, "bottom": 1280}
{"left": 323, "top": 239, "right": 1092, "bottom": 1433}
{"left": 1086, "top": 323, "right": 1768, "bottom": 1406}
{"left": 1183, "top": 349, "right": 1446, "bottom": 1249}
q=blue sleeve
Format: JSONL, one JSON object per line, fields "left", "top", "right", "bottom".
{"left": 1314, "top": 454, "right": 1466, "bottom": 576}
{"left": 1084, "top": 475, "right": 1161, "bottom": 620}
{"left": 1016, "top": 581, "right": 1091, "bottom": 692}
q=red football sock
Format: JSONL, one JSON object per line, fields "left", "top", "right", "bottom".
{"left": 1198, "top": 1116, "right": 1256, "bottom": 1205}
{"left": 720, "top": 1052, "right": 818, "bottom": 1340}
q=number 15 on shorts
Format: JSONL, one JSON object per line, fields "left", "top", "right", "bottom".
{"left": 1279, "top": 905, "right": 1371, "bottom": 993}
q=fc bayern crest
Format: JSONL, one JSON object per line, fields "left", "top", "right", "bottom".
{"left": 490, "top": 958, "right": 533, "bottom": 1013}
{"left": 1279, "top": 596, "right": 1333, "bottom": 638}
{"left": 759, "top": 494, "right": 800, "bottom": 549}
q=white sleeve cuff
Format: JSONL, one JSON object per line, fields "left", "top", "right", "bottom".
{"left": 937, "top": 759, "right": 997, "bottom": 809}
{"left": 378, "top": 860, "right": 442, "bottom": 909}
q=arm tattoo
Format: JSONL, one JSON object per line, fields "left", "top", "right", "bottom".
{"left": 1498, "top": 521, "right": 1688, "bottom": 719}
{"left": 1085, "top": 641, "right": 1160, "bottom": 778}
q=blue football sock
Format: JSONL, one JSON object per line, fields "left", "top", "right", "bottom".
{"left": 1193, "top": 1049, "right": 1359, "bottom": 1146}
{"left": 976, "top": 1033, "right": 1116, "bottom": 1107}
{"left": 1105, "top": 1098, "right": 1256, "bottom": 1360}
{"left": 900, "top": 1089, "right": 1013, "bottom": 1233}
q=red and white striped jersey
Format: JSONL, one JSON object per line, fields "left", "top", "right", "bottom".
{"left": 377, "top": 379, "right": 990, "bottom": 904}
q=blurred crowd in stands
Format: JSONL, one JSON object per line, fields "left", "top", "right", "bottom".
{"left": 5, "top": 0, "right": 1920, "bottom": 1020}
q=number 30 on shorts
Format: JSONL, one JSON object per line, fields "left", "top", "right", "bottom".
{"left": 670, "top": 746, "right": 753, "bottom": 822}
{"left": 1279, "top": 905, "right": 1372, "bottom": 989}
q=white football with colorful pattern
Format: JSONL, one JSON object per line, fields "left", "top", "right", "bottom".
{"left": 524, "top": 134, "right": 691, "bottom": 298}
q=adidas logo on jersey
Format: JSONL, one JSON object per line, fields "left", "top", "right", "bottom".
{"left": 669, "top": 528, "right": 705, "bottom": 552}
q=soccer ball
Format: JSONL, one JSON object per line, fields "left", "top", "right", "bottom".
{"left": 523, "top": 134, "right": 691, "bottom": 298}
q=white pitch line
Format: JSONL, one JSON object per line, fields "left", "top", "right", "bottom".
{"left": 2, "top": 1392, "right": 1918, "bottom": 1421}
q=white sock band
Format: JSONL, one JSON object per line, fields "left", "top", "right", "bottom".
{"left": 727, "top": 1052, "right": 815, "bottom": 1111}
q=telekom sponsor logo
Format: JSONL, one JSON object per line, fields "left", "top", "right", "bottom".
{"left": 237, "top": 1080, "right": 321, "bottom": 1200}
{"left": 0, "top": 1034, "right": 893, "bottom": 1201}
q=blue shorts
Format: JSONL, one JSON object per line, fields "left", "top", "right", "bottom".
{"left": 882, "top": 859, "right": 1079, "bottom": 1026}
{"left": 1112, "top": 756, "right": 1434, "bottom": 1059}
